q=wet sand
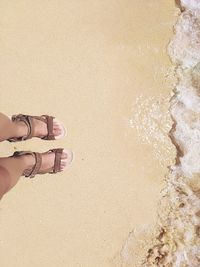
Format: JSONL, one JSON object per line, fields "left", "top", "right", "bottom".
{"left": 0, "top": 1, "right": 176, "bottom": 266}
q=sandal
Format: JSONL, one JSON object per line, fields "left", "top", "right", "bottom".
{"left": 8, "top": 114, "right": 66, "bottom": 142}
{"left": 11, "top": 148, "right": 73, "bottom": 178}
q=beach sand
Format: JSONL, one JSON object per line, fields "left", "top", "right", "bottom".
{"left": 0, "top": 1, "right": 176, "bottom": 266}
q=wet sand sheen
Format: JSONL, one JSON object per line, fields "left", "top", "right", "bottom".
{"left": 0, "top": 1, "right": 176, "bottom": 266}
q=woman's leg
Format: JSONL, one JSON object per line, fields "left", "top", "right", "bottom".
{"left": 0, "top": 156, "right": 28, "bottom": 200}
{"left": 0, "top": 151, "right": 69, "bottom": 200}
{"left": 0, "top": 112, "right": 28, "bottom": 142}
{"left": 0, "top": 112, "right": 62, "bottom": 142}
{"left": 0, "top": 113, "right": 30, "bottom": 199}
{"left": 0, "top": 112, "right": 70, "bottom": 200}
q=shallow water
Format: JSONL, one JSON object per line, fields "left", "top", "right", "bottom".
{"left": 120, "top": 1, "right": 200, "bottom": 266}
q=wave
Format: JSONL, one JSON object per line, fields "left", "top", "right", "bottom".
{"left": 114, "top": 1, "right": 200, "bottom": 266}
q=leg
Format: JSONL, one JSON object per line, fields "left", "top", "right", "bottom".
{"left": 0, "top": 167, "right": 11, "bottom": 200}
{"left": 0, "top": 112, "right": 27, "bottom": 142}
{"left": 0, "top": 150, "right": 71, "bottom": 200}
{"left": 0, "top": 112, "right": 62, "bottom": 142}
{"left": 0, "top": 157, "right": 27, "bottom": 200}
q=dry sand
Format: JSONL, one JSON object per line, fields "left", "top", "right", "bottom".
{"left": 0, "top": 1, "right": 176, "bottom": 266}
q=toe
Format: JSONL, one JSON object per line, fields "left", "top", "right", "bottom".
{"left": 53, "top": 120, "right": 67, "bottom": 139}
{"left": 60, "top": 160, "right": 68, "bottom": 170}
{"left": 61, "top": 162, "right": 67, "bottom": 169}
{"left": 53, "top": 122, "right": 66, "bottom": 138}
{"left": 62, "top": 149, "right": 73, "bottom": 165}
{"left": 53, "top": 127, "right": 62, "bottom": 136}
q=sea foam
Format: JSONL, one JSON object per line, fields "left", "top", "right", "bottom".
{"left": 144, "top": 1, "right": 200, "bottom": 265}
{"left": 116, "top": 1, "right": 200, "bottom": 266}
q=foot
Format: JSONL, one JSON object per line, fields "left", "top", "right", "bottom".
{"left": 12, "top": 117, "right": 64, "bottom": 140}
{"left": 20, "top": 149, "right": 73, "bottom": 177}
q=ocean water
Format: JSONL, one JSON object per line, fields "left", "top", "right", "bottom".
{"left": 117, "top": 1, "right": 200, "bottom": 266}
{"left": 129, "top": 94, "right": 173, "bottom": 168}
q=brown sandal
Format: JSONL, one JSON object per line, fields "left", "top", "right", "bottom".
{"left": 11, "top": 148, "right": 70, "bottom": 178}
{"left": 8, "top": 114, "right": 66, "bottom": 142}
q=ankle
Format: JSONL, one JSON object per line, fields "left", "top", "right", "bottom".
{"left": 12, "top": 121, "right": 28, "bottom": 138}
{"left": 19, "top": 154, "right": 36, "bottom": 170}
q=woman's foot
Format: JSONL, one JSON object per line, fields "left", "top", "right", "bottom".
{"left": 15, "top": 148, "right": 73, "bottom": 178}
{"left": 15, "top": 118, "right": 63, "bottom": 139}
{"left": 8, "top": 114, "right": 66, "bottom": 141}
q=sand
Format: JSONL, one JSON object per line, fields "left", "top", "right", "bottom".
{"left": 0, "top": 1, "right": 176, "bottom": 266}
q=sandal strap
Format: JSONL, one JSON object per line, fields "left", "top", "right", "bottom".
{"left": 51, "top": 148, "right": 63, "bottom": 173}
{"left": 38, "top": 148, "right": 63, "bottom": 175}
{"left": 41, "top": 115, "right": 55, "bottom": 140}
{"left": 8, "top": 114, "right": 33, "bottom": 142}
{"left": 12, "top": 151, "right": 42, "bottom": 178}
{"left": 8, "top": 114, "right": 56, "bottom": 142}
{"left": 26, "top": 115, "right": 55, "bottom": 140}
{"left": 26, "top": 153, "right": 42, "bottom": 178}
{"left": 12, "top": 148, "right": 64, "bottom": 178}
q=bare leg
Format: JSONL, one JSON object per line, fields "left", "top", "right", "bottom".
{"left": 0, "top": 152, "right": 70, "bottom": 200}
{"left": 0, "top": 112, "right": 27, "bottom": 142}
{"left": 0, "top": 113, "right": 26, "bottom": 199}
{"left": 0, "top": 112, "right": 62, "bottom": 142}
{"left": 0, "top": 112, "right": 71, "bottom": 200}
{"left": 0, "top": 156, "right": 28, "bottom": 200}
